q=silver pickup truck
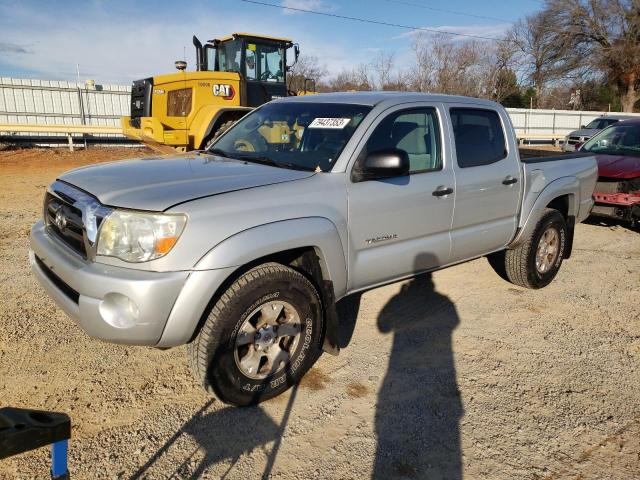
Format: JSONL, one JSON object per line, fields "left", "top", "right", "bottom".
{"left": 30, "top": 92, "right": 597, "bottom": 405}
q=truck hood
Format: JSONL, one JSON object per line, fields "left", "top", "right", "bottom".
{"left": 595, "top": 154, "right": 640, "bottom": 179}
{"left": 568, "top": 128, "right": 598, "bottom": 138}
{"left": 59, "top": 153, "right": 315, "bottom": 211}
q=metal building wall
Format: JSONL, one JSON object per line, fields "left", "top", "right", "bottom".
{"left": 0, "top": 77, "right": 130, "bottom": 142}
{"left": 506, "top": 107, "right": 640, "bottom": 137}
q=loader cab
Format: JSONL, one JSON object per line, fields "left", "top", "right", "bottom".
{"left": 205, "top": 33, "right": 296, "bottom": 107}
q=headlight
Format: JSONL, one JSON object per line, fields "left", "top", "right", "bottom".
{"left": 97, "top": 210, "right": 187, "bottom": 262}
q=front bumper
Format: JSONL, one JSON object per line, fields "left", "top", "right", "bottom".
{"left": 30, "top": 220, "right": 189, "bottom": 345}
{"left": 591, "top": 191, "right": 640, "bottom": 221}
{"left": 121, "top": 116, "right": 188, "bottom": 147}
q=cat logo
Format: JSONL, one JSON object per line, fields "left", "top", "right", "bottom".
{"left": 213, "top": 84, "right": 235, "bottom": 100}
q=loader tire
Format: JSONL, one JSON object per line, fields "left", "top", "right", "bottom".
{"left": 203, "top": 120, "right": 235, "bottom": 150}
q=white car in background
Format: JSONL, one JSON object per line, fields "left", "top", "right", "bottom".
{"left": 563, "top": 114, "right": 635, "bottom": 151}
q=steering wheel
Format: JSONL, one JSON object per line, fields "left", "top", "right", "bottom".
{"left": 234, "top": 139, "right": 256, "bottom": 152}
{"left": 260, "top": 70, "right": 277, "bottom": 81}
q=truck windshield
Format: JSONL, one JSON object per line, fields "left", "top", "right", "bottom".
{"left": 584, "top": 118, "right": 619, "bottom": 130}
{"left": 582, "top": 123, "right": 640, "bottom": 157}
{"left": 217, "top": 40, "right": 242, "bottom": 73}
{"left": 209, "top": 102, "right": 372, "bottom": 171}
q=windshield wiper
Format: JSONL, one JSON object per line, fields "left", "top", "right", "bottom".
{"left": 236, "top": 155, "right": 315, "bottom": 172}
{"left": 207, "top": 148, "right": 237, "bottom": 159}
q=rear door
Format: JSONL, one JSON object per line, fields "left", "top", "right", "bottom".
{"left": 347, "top": 104, "right": 455, "bottom": 291}
{"left": 447, "top": 106, "right": 522, "bottom": 262}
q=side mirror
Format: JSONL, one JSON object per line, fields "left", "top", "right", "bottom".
{"left": 353, "top": 149, "right": 410, "bottom": 182}
{"left": 286, "top": 44, "right": 300, "bottom": 72}
{"left": 580, "top": 125, "right": 586, "bottom": 129}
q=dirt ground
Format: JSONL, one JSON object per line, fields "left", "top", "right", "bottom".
{"left": 1, "top": 148, "right": 639, "bottom": 479}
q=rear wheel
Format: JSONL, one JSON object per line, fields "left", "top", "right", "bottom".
{"left": 188, "top": 263, "right": 324, "bottom": 406}
{"left": 498, "top": 208, "right": 568, "bottom": 289}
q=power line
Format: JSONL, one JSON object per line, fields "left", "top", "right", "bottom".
{"left": 383, "top": 0, "right": 511, "bottom": 23}
{"left": 239, "top": 0, "right": 505, "bottom": 42}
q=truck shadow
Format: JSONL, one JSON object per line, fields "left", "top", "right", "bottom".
{"left": 131, "top": 393, "right": 289, "bottom": 479}
{"left": 584, "top": 216, "right": 639, "bottom": 233}
{"left": 373, "top": 254, "right": 463, "bottom": 479}
{"left": 133, "top": 254, "right": 463, "bottom": 479}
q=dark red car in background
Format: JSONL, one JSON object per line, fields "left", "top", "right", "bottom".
{"left": 580, "top": 118, "right": 640, "bottom": 228}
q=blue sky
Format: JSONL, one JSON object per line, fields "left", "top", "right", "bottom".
{"left": 0, "top": 0, "right": 543, "bottom": 85}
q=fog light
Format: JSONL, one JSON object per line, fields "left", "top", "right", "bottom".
{"left": 99, "top": 293, "right": 139, "bottom": 329}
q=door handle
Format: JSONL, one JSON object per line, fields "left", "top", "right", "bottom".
{"left": 432, "top": 187, "right": 454, "bottom": 197}
{"left": 502, "top": 176, "right": 518, "bottom": 185}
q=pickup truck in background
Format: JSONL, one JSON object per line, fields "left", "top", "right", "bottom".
{"left": 562, "top": 114, "right": 634, "bottom": 152}
{"left": 30, "top": 92, "right": 598, "bottom": 406}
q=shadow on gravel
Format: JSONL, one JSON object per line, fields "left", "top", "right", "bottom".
{"left": 336, "top": 292, "right": 363, "bottom": 348}
{"left": 583, "top": 216, "right": 639, "bottom": 233}
{"left": 132, "top": 386, "right": 299, "bottom": 479}
{"left": 373, "top": 254, "right": 463, "bottom": 479}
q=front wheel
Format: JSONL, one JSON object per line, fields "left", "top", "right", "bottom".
{"left": 203, "top": 120, "right": 235, "bottom": 150}
{"left": 501, "top": 208, "right": 568, "bottom": 289}
{"left": 188, "top": 263, "right": 324, "bottom": 406}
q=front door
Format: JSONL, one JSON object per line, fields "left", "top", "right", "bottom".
{"left": 243, "top": 42, "right": 288, "bottom": 106}
{"left": 347, "top": 105, "right": 455, "bottom": 291}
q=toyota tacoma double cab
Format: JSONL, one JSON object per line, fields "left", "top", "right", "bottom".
{"left": 30, "top": 92, "right": 598, "bottom": 406}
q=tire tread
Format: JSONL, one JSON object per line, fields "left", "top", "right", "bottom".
{"left": 187, "top": 262, "right": 320, "bottom": 400}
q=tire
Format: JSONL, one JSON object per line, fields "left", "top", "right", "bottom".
{"left": 503, "top": 208, "right": 568, "bottom": 289}
{"left": 203, "top": 120, "right": 235, "bottom": 150}
{"left": 188, "top": 263, "right": 324, "bottom": 406}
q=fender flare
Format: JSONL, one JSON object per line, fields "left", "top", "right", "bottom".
{"left": 195, "top": 217, "right": 347, "bottom": 291}
{"left": 509, "top": 176, "right": 579, "bottom": 249}
{"left": 195, "top": 217, "right": 347, "bottom": 351}
{"left": 158, "top": 217, "right": 347, "bottom": 348}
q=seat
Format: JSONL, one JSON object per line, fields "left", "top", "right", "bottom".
{"left": 392, "top": 121, "right": 433, "bottom": 171}
{"left": 456, "top": 124, "right": 500, "bottom": 167}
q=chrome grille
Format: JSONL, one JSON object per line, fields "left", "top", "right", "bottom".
{"left": 43, "top": 181, "right": 112, "bottom": 260}
{"left": 45, "top": 192, "right": 86, "bottom": 257}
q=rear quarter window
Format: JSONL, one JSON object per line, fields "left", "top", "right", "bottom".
{"left": 450, "top": 108, "right": 506, "bottom": 168}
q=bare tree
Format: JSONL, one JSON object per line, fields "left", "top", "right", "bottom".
{"left": 484, "top": 40, "right": 521, "bottom": 103}
{"left": 327, "top": 63, "right": 373, "bottom": 91}
{"left": 409, "top": 34, "right": 494, "bottom": 98}
{"left": 546, "top": 0, "right": 640, "bottom": 112}
{"left": 287, "top": 54, "right": 327, "bottom": 93}
{"left": 371, "top": 51, "right": 396, "bottom": 90}
{"left": 509, "top": 9, "right": 582, "bottom": 106}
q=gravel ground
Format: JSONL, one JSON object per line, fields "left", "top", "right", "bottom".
{"left": 1, "top": 148, "right": 639, "bottom": 479}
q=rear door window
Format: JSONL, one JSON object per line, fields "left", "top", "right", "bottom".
{"left": 450, "top": 108, "right": 506, "bottom": 168}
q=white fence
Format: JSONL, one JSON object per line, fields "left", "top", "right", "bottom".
{"left": 507, "top": 107, "right": 640, "bottom": 137}
{"left": 0, "top": 77, "right": 131, "bottom": 143}
{"left": 2, "top": 76, "right": 640, "bottom": 144}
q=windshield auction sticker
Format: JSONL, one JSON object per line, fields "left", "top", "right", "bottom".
{"left": 308, "top": 118, "right": 351, "bottom": 129}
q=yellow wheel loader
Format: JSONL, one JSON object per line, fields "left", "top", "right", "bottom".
{"left": 121, "top": 33, "right": 314, "bottom": 153}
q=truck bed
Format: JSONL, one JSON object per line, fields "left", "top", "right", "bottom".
{"left": 518, "top": 149, "right": 592, "bottom": 164}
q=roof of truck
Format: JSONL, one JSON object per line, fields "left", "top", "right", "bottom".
{"left": 275, "top": 91, "right": 501, "bottom": 108}
{"left": 214, "top": 32, "right": 293, "bottom": 43}
{"left": 598, "top": 114, "right": 637, "bottom": 120}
